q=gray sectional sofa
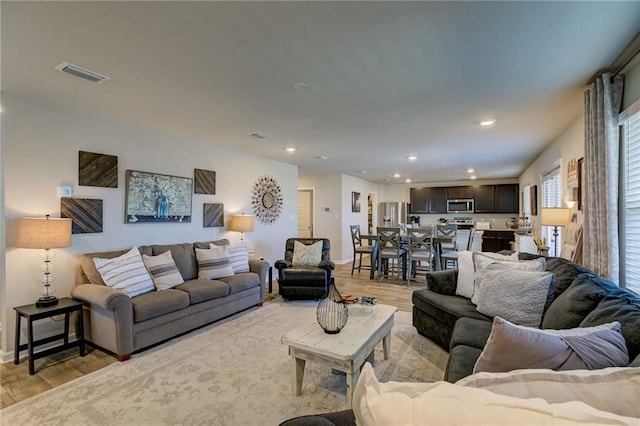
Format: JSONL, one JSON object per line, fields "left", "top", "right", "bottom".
{"left": 72, "top": 239, "right": 269, "bottom": 360}
{"left": 412, "top": 254, "right": 640, "bottom": 382}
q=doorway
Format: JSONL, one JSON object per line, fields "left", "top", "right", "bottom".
{"left": 298, "top": 189, "right": 314, "bottom": 238}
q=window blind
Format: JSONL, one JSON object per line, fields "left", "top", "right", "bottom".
{"left": 541, "top": 167, "right": 562, "bottom": 256}
{"left": 621, "top": 105, "right": 640, "bottom": 294}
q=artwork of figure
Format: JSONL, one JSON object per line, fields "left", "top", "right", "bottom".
{"left": 155, "top": 190, "right": 169, "bottom": 219}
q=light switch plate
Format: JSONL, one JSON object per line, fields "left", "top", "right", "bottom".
{"left": 57, "top": 185, "right": 72, "bottom": 198}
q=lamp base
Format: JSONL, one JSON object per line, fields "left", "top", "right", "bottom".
{"left": 36, "top": 296, "right": 58, "bottom": 308}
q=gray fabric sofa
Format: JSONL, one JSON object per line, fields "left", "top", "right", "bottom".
{"left": 72, "top": 239, "right": 269, "bottom": 360}
{"left": 412, "top": 254, "right": 640, "bottom": 382}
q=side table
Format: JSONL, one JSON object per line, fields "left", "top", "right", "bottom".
{"left": 14, "top": 297, "right": 85, "bottom": 375}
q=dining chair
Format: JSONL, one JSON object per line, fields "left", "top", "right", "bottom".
{"left": 376, "top": 227, "right": 407, "bottom": 282}
{"left": 441, "top": 227, "right": 475, "bottom": 270}
{"left": 349, "top": 224, "right": 374, "bottom": 275}
{"left": 406, "top": 227, "right": 435, "bottom": 285}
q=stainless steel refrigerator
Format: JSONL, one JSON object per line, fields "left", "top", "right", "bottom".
{"left": 378, "top": 202, "right": 407, "bottom": 227}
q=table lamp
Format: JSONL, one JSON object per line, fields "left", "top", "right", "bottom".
{"left": 540, "top": 208, "right": 572, "bottom": 257}
{"left": 17, "top": 215, "right": 72, "bottom": 307}
{"left": 229, "top": 214, "right": 254, "bottom": 241}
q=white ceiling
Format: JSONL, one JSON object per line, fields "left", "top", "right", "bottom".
{"left": 3, "top": 1, "right": 639, "bottom": 183}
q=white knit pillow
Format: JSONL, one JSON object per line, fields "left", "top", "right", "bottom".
{"left": 142, "top": 250, "right": 184, "bottom": 290}
{"left": 224, "top": 243, "right": 250, "bottom": 274}
{"left": 471, "top": 253, "right": 545, "bottom": 304}
{"left": 196, "top": 246, "right": 235, "bottom": 279}
{"left": 292, "top": 240, "right": 323, "bottom": 266}
{"left": 93, "top": 247, "right": 155, "bottom": 297}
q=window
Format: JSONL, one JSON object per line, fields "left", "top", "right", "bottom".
{"left": 523, "top": 185, "right": 531, "bottom": 218}
{"left": 620, "top": 101, "right": 640, "bottom": 294}
{"left": 541, "top": 166, "right": 562, "bottom": 257}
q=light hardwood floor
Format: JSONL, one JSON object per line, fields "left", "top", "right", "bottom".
{"left": 1, "top": 259, "right": 427, "bottom": 408}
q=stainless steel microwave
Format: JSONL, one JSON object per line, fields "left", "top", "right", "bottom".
{"left": 447, "top": 199, "right": 474, "bottom": 213}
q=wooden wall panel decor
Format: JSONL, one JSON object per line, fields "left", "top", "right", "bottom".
{"left": 60, "top": 198, "right": 103, "bottom": 234}
{"left": 203, "top": 203, "right": 224, "bottom": 227}
{"left": 79, "top": 151, "right": 118, "bottom": 188}
{"left": 194, "top": 169, "right": 216, "bottom": 194}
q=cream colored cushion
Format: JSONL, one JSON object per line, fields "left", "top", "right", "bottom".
{"left": 93, "top": 247, "right": 155, "bottom": 298}
{"left": 352, "top": 363, "right": 637, "bottom": 425}
{"left": 471, "top": 253, "right": 545, "bottom": 304}
{"left": 196, "top": 246, "right": 235, "bottom": 279}
{"left": 457, "top": 367, "right": 640, "bottom": 418}
{"left": 455, "top": 251, "right": 518, "bottom": 299}
{"left": 226, "top": 242, "right": 250, "bottom": 273}
{"left": 292, "top": 240, "right": 323, "bottom": 266}
{"left": 142, "top": 250, "right": 184, "bottom": 290}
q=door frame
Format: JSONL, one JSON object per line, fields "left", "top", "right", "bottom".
{"left": 297, "top": 187, "right": 315, "bottom": 238}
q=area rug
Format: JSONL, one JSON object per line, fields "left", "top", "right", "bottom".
{"left": 1, "top": 300, "right": 447, "bottom": 425}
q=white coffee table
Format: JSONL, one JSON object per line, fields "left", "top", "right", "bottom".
{"left": 281, "top": 303, "right": 397, "bottom": 406}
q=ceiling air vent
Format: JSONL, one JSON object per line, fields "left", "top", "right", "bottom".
{"left": 54, "top": 62, "right": 110, "bottom": 84}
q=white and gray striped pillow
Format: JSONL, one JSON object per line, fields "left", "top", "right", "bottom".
{"left": 142, "top": 250, "right": 184, "bottom": 290}
{"left": 196, "top": 246, "right": 235, "bottom": 279}
{"left": 224, "top": 243, "right": 250, "bottom": 274}
{"left": 93, "top": 247, "right": 155, "bottom": 298}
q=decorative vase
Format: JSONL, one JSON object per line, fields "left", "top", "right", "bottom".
{"left": 316, "top": 278, "right": 349, "bottom": 334}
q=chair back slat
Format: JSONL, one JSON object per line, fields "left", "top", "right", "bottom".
{"left": 350, "top": 224, "right": 362, "bottom": 248}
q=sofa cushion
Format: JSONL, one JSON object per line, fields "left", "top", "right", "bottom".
{"left": 229, "top": 242, "right": 250, "bottom": 273}
{"left": 456, "top": 367, "right": 640, "bottom": 419}
{"left": 131, "top": 288, "right": 190, "bottom": 322}
{"left": 456, "top": 251, "right": 518, "bottom": 299}
{"left": 475, "top": 264, "right": 555, "bottom": 327}
{"left": 445, "top": 344, "right": 483, "bottom": 383}
{"left": 545, "top": 257, "right": 593, "bottom": 298}
{"left": 93, "top": 247, "right": 156, "bottom": 298}
{"left": 142, "top": 250, "right": 184, "bottom": 290}
{"left": 581, "top": 295, "right": 640, "bottom": 360}
{"left": 218, "top": 272, "right": 260, "bottom": 294}
{"left": 412, "top": 289, "right": 491, "bottom": 329}
{"left": 80, "top": 249, "right": 130, "bottom": 285}
{"left": 450, "top": 317, "right": 493, "bottom": 350}
{"left": 141, "top": 243, "right": 197, "bottom": 281}
{"left": 542, "top": 273, "right": 623, "bottom": 330}
{"left": 474, "top": 317, "right": 628, "bottom": 374}
{"left": 174, "top": 279, "right": 230, "bottom": 304}
{"left": 196, "top": 246, "right": 235, "bottom": 279}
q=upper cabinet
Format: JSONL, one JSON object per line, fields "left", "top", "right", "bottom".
{"left": 447, "top": 186, "right": 474, "bottom": 200}
{"left": 410, "top": 184, "right": 520, "bottom": 214}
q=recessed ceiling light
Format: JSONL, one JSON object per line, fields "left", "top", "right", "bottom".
{"left": 470, "top": 175, "right": 477, "bottom": 180}
{"left": 407, "top": 155, "right": 417, "bottom": 161}
{"left": 313, "top": 155, "right": 329, "bottom": 160}
{"left": 405, "top": 178, "right": 412, "bottom": 183}
{"left": 290, "top": 82, "right": 308, "bottom": 91}
{"left": 479, "top": 119, "right": 496, "bottom": 127}
{"left": 249, "top": 132, "right": 271, "bottom": 139}
{"left": 393, "top": 173, "right": 400, "bottom": 178}
{"left": 467, "top": 168, "right": 475, "bottom": 173}
{"left": 286, "top": 147, "right": 296, "bottom": 153}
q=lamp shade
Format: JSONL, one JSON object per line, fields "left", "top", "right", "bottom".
{"left": 540, "top": 208, "right": 572, "bottom": 227}
{"left": 17, "top": 217, "right": 72, "bottom": 249}
{"left": 229, "top": 214, "right": 254, "bottom": 233}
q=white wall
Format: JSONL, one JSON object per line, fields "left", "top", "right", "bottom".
{"left": 2, "top": 96, "right": 298, "bottom": 358}
{"left": 519, "top": 114, "right": 584, "bottom": 233}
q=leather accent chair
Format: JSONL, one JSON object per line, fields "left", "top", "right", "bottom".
{"left": 275, "top": 238, "right": 335, "bottom": 300}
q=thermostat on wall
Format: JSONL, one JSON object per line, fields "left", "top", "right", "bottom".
{"left": 57, "top": 185, "right": 72, "bottom": 198}
{"left": 324, "top": 207, "right": 332, "bottom": 213}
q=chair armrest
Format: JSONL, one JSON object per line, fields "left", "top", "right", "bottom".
{"left": 425, "top": 270, "right": 458, "bottom": 296}
{"left": 248, "top": 259, "right": 269, "bottom": 301}
{"left": 318, "top": 260, "right": 336, "bottom": 270}
{"left": 274, "top": 260, "right": 292, "bottom": 270}
{"left": 72, "top": 284, "right": 132, "bottom": 312}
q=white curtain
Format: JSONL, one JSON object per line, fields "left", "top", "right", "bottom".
{"left": 583, "top": 73, "right": 623, "bottom": 281}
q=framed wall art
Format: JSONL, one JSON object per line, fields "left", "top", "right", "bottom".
{"left": 125, "top": 170, "right": 193, "bottom": 223}
{"left": 79, "top": 151, "right": 118, "bottom": 188}
{"left": 251, "top": 175, "right": 282, "bottom": 224}
{"left": 203, "top": 203, "right": 224, "bottom": 227}
{"left": 530, "top": 185, "right": 538, "bottom": 216}
{"left": 352, "top": 191, "right": 361, "bottom": 213}
{"left": 61, "top": 197, "right": 103, "bottom": 234}
{"left": 194, "top": 168, "right": 216, "bottom": 195}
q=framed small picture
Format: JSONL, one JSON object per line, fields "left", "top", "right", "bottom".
{"left": 352, "top": 191, "right": 361, "bottom": 213}
{"left": 125, "top": 170, "right": 193, "bottom": 223}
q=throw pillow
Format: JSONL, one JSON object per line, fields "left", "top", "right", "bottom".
{"left": 455, "top": 251, "right": 519, "bottom": 299}
{"left": 93, "top": 247, "right": 155, "bottom": 298}
{"left": 292, "top": 240, "right": 323, "bottom": 266}
{"left": 195, "top": 246, "right": 235, "bottom": 279}
{"left": 225, "top": 242, "right": 250, "bottom": 274}
{"left": 142, "top": 250, "right": 184, "bottom": 290}
{"left": 474, "top": 264, "right": 555, "bottom": 327}
{"left": 473, "top": 317, "right": 629, "bottom": 374}
{"left": 352, "top": 363, "right": 636, "bottom": 426}
{"left": 457, "top": 367, "right": 640, "bottom": 419}
{"left": 471, "top": 253, "right": 545, "bottom": 305}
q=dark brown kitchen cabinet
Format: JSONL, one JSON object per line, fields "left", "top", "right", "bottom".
{"left": 428, "top": 187, "right": 448, "bottom": 213}
{"left": 495, "top": 184, "right": 519, "bottom": 213}
{"left": 447, "top": 186, "right": 474, "bottom": 200}
{"left": 409, "top": 188, "right": 430, "bottom": 213}
{"left": 481, "top": 230, "right": 515, "bottom": 252}
{"left": 474, "top": 185, "right": 496, "bottom": 213}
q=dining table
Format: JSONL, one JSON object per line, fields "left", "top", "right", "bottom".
{"left": 360, "top": 233, "right": 455, "bottom": 280}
